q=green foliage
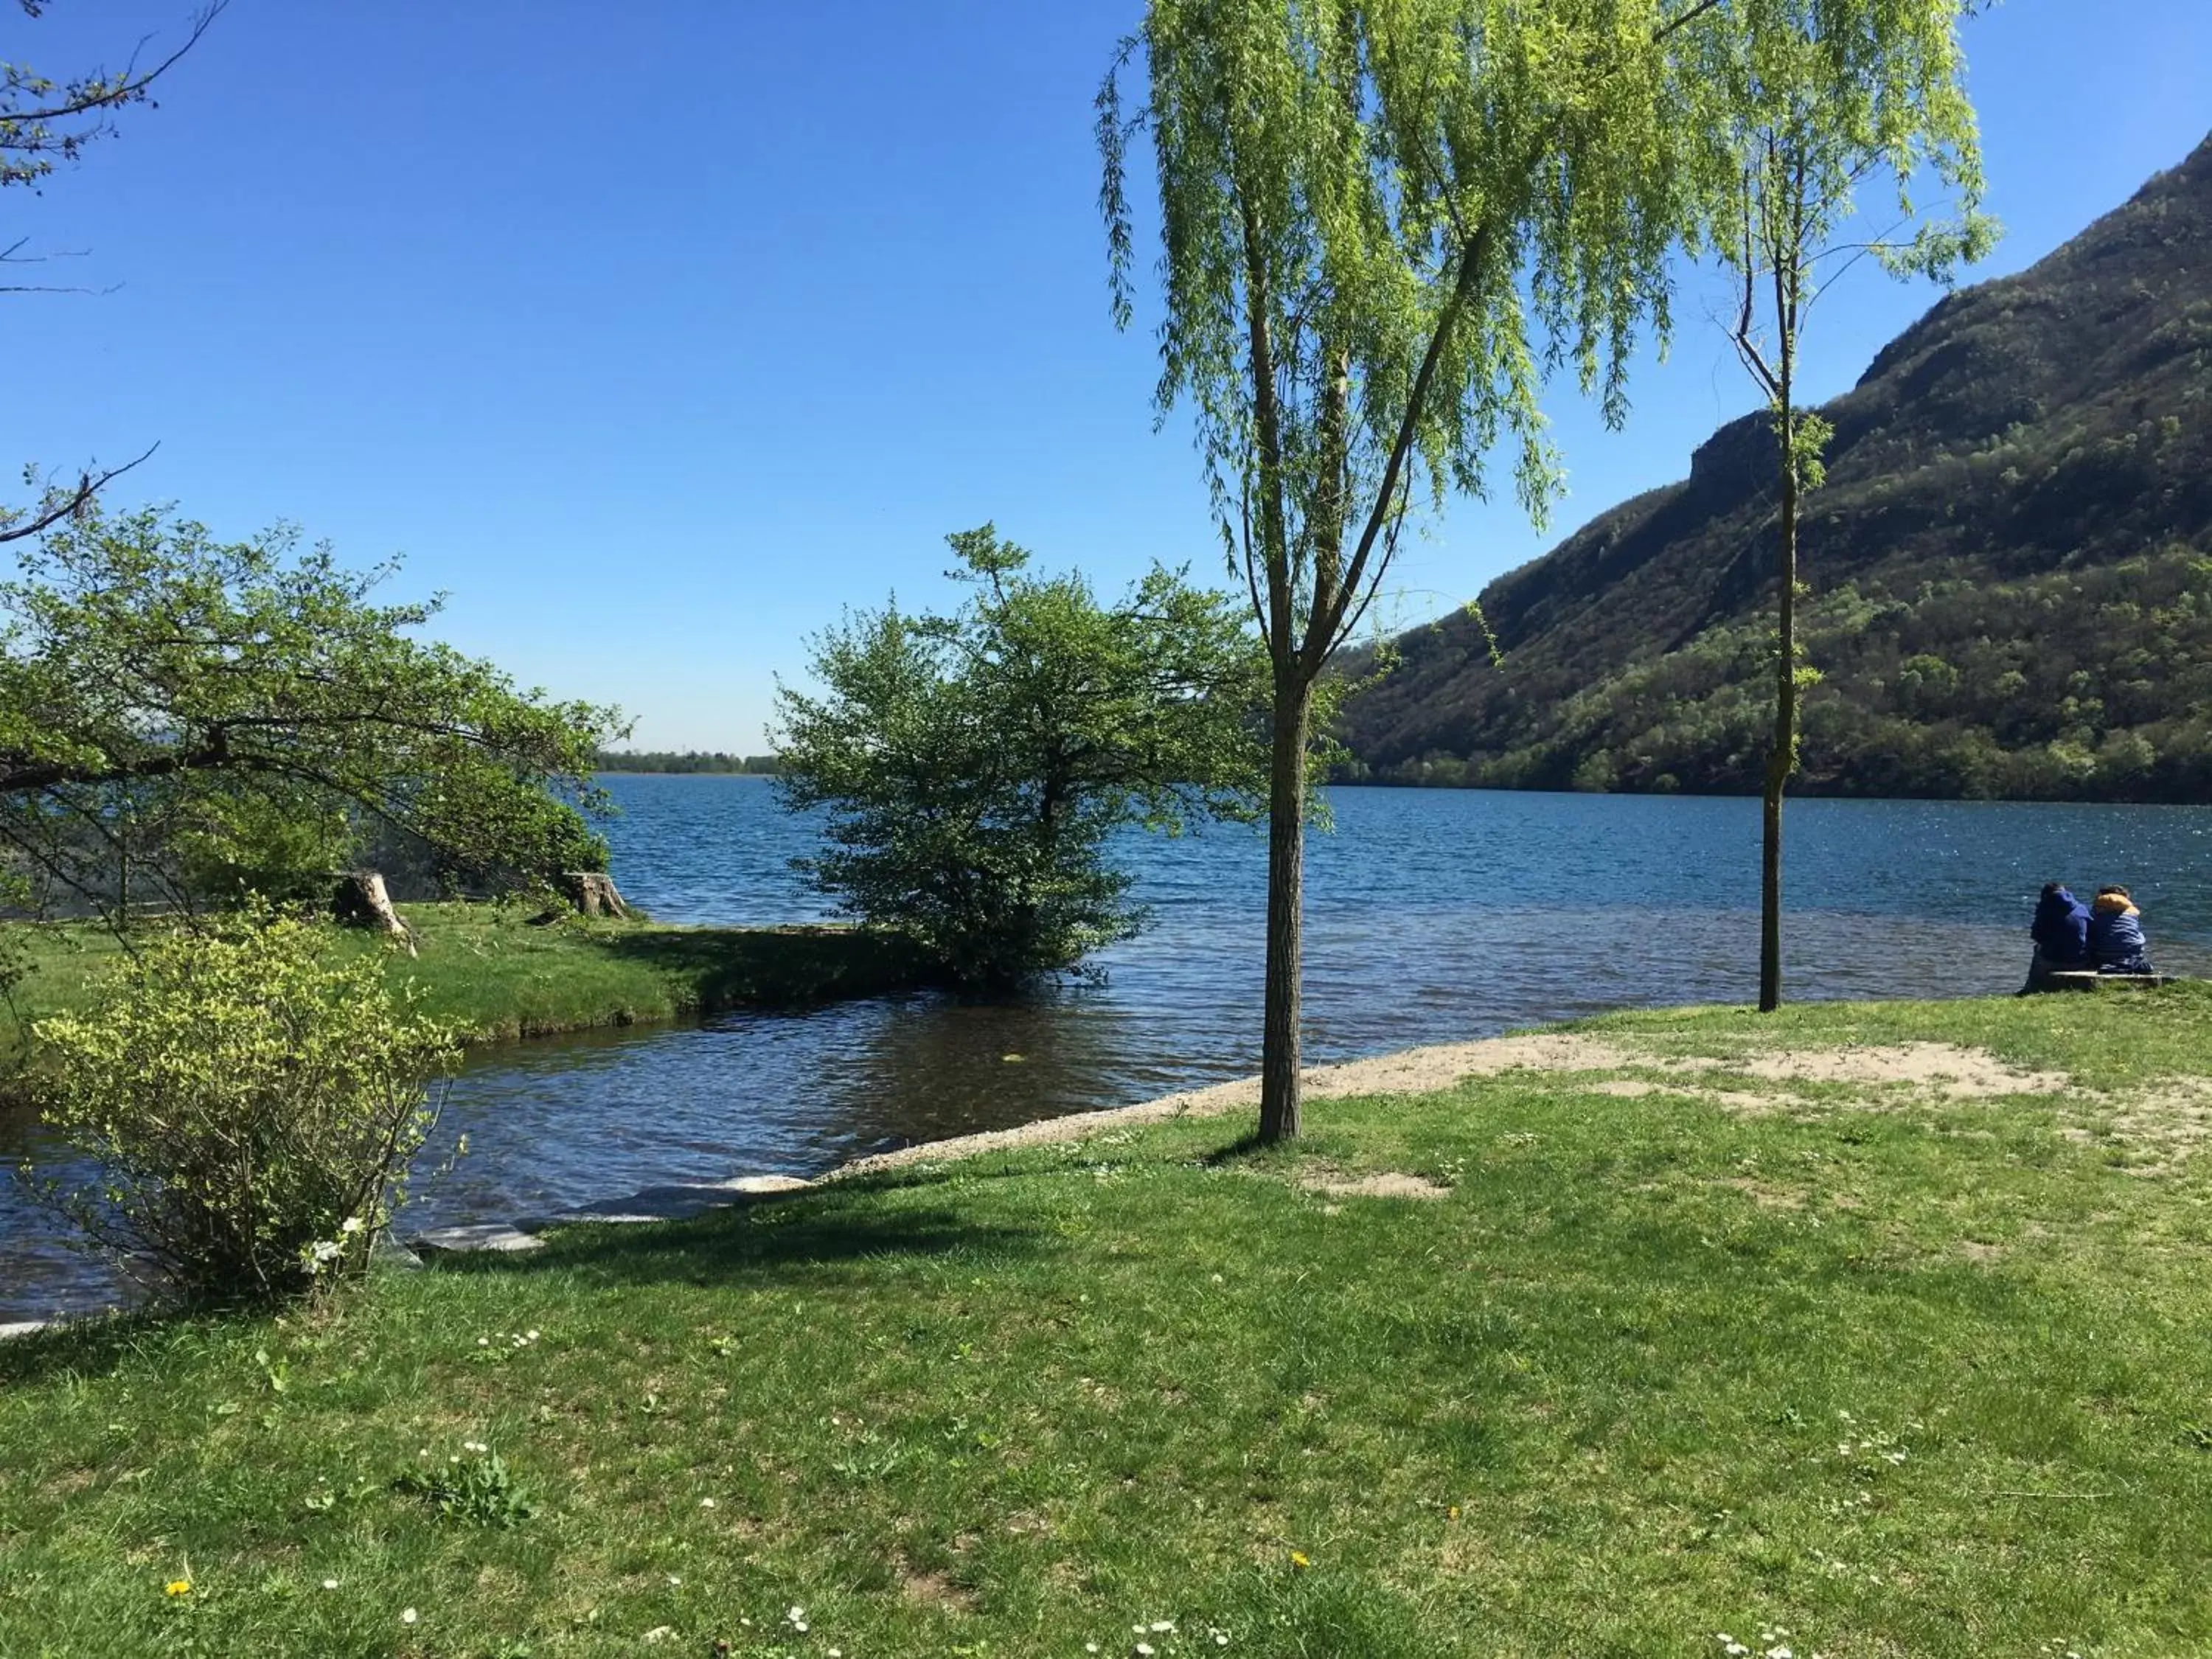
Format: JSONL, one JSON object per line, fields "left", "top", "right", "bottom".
{"left": 0, "top": 905, "right": 930, "bottom": 1069}
{"left": 1363, "top": 550, "right": 2212, "bottom": 800}
{"left": 169, "top": 791, "right": 357, "bottom": 906}
{"left": 775, "top": 526, "right": 1268, "bottom": 987}
{"left": 1101, "top": 0, "right": 1765, "bottom": 1130}
{"left": 0, "top": 505, "right": 627, "bottom": 917}
{"left": 1103, "top": 0, "right": 1717, "bottom": 586}
{"left": 1700, "top": 0, "right": 1989, "bottom": 1005}
{"left": 394, "top": 1446, "right": 535, "bottom": 1529}
{"left": 27, "top": 908, "right": 459, "bottom": 1304}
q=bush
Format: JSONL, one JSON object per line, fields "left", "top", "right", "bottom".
{"left": 170, "top": 789, "right": 357, "bottom": 905}
{"left": 775, "top": 525, "right": 1268, "bottom": 987}
{"left": 29, "top": 908, "right": 459, "bottom": 1303}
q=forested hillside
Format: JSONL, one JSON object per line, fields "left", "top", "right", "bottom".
{"left": 1338, "top": 132, "right": 2212, "bottom": 801}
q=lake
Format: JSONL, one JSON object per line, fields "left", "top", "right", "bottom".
{"left": 6, "top": 779, "right": 2210, "bottom": 1321}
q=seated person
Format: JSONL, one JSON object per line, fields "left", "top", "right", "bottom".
{"left": 2023, "top": 881, "right": 2092, "bottom": 990}
{"left": 2088, "top": 886, "right": 2155, "bottom": 975}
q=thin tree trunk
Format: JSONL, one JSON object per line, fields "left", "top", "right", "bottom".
{"left": 1759, "top": 408, "right": 1800, "bottom": 1014}
{"left": 1259, "top": 672, "right": 1312, "bottom": 1144}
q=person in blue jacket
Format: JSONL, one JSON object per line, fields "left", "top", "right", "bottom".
{"left": 2022, "top": 881, "right": 2092, "bottom": 992}
{"left": 2088, "top": 886, "right": 2156, "bottom": 975}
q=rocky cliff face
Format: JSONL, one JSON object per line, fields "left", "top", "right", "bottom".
{"left": 1340, "top": 132, "right": 2212, "bottom": 801}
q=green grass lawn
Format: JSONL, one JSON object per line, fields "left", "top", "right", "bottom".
{"left": 6, "top": 991, "right": 2212, "bottom": 1655}
{"left": 0, "top": 902, "right": 926, "bottom": 1062}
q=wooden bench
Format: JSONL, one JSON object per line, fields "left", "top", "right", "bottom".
{"left": 2037, "top": 970, "right": 2180, "bottom": 992}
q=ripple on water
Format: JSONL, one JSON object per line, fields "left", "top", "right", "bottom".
{"left": 7, "top": 782, "right": 2211, "bottom": 1320}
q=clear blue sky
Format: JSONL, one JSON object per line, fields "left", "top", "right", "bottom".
{"left": 10, "top": 1, "right": 2210, "bottom": 751}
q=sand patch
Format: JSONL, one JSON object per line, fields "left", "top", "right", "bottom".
{"left": 1298, "top": 1170, "right": 1451, "bottom": 1201}
{"left": 1722, "top": 1043, "right": 2067, "bottom": 1099}
{"left": 1718, "top": 1176, "right": 1806, "bottom": 1211}
{"left": 898, "top": 1567, "right": 980, "bottom": 1615}
{"left": 1590, "top": 1078, "right": 1694, "bottom": 1099}
{"left": 830, "top": 1034, "right": 2079, "bottom": 1180}
{"left": 835, "top": 1034, "right": 1681, "bottom": 1178}
{"left": 1328, "top": 1033, "right": 1662, "bottom": 1091}
{"left": 2061, "top": 1082, "right": 2212, "bottom": 1175}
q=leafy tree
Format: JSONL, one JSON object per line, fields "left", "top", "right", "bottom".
{"left": 0, "top": 505, "right": 626, "bottom": 918}
{"left": 1099, "top": 0, "right": 1749, "bottom": 1140}
{"left": 3, "top": 1, "right": 226, "bottom": 543}
{"left": 774, "top": 526, "right": 1269, "bottom": 987}
{"left": 1711, "top": 4, "right": 1990, "bottom": 1009}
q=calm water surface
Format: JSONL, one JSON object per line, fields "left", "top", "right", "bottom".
{"left": 7, "top": 780, "right": 2211, "bottom": 1320}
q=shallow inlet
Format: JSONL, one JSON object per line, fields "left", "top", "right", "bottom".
{"left": 5, "top": 783, "right": 2208, "bottom": 1320}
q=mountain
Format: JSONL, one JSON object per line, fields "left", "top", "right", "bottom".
{"left": 1337, "top": 131, "right": 2212, "bottom": 802}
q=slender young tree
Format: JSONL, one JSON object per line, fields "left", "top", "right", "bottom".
{"left": 1099, "top": 0, "right": 1749, "bottom": 1141}
{"left": 1711, "top": 8, "right": 1991, "bottom": 1011}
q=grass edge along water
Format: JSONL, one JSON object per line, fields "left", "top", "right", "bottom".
{"left": 0, "top": 902, "right": 932, "bottom": 1072}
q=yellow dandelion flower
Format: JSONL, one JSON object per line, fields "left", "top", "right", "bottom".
{"left": 165, "top": 1579, "right": 192, "bottom": 1596}
{"left": 1288, "top": 1550, "right": 1312, "bottom": 1570}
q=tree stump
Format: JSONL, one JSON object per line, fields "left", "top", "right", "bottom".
{"left": 332, "top": 869, "right": 417, "bottom": 956}
{"left": 559, "top": 871, "right": 630, "bottom": 919}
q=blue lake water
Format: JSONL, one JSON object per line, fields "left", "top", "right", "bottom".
{"left": 7, "top": 779, "right": 2211, "bottom": 1321}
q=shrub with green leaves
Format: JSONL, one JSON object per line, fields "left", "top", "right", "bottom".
{"left": 29, "top": 908, "right": 459, "bottom": 1303}
{"left": 170, "top": 787, "right": 358, "bottom": 905}
{"left": 775, "top": 525, "right": 1273, "bottom": 987}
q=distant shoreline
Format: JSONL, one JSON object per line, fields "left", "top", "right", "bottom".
{"left": 591, "top": 768, "right": 2205, "bottom": 806}
{"left": 1321, "top": 776, "right": 2212, "bottom": 808}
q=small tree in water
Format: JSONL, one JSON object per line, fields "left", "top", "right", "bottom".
{"left": 775, "top": 526, "right": 1273, "bottom": 987}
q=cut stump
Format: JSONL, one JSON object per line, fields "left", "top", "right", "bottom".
{"left": 560, "top": 870, "right": 630, "bottom": 919}
{"left": 332, "top": 869, "right": 417, "bottom": 956}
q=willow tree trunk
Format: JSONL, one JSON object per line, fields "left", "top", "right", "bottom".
{"left": 1759, "top": 414, "right": 1801, "bottom": 1015}
{"left": 1259, "top": 672, "right": 1312, "bottom": 1143}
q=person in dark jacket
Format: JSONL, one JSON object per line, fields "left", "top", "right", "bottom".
{"left": 2022, "top": 882, "right": 2093, "bottom": 992}
{"left": 2088, "top": 886, "right": 2155, "bottom": 975}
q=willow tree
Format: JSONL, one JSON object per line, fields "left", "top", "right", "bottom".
{"left": 1708, "top": 6, "right": 1991, "bottom": 1011}
{"left": 1099, "top": 0, "right": 1743, "bottom": 1141}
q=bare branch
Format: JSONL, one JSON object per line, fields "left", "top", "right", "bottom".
{"left": 0, "top": 443, "right": 158, "bottom": 546}
{"left": 0, "top": 2, "right": 226, "bottom": 132}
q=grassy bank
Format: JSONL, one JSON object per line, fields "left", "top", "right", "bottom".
{"left": 0, "top": 902, "right": 928, "bottom": 1059}
{"left": 6, "top": 990, "right": 2212, "bottom": 1654}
